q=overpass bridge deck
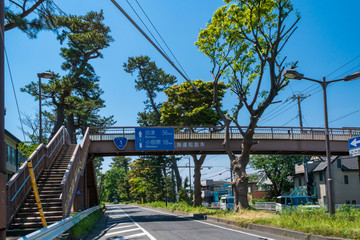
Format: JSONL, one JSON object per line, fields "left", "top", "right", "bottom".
{"left": 88, "top": 126, "right": 360, "bottom": 156}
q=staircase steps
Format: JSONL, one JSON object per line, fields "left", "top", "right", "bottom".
{"left": 7, "top": 144, "right": 76, "bottom": 236}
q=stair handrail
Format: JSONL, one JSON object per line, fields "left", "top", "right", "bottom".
{"left": 61, "top": 127, "right": 91, "bottom": 218}
{"left": 6, "top": 126, "right": 70, "bottom": 227}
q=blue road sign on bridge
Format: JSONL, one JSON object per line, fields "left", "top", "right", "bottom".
{"left": 135, "top": 127, "right": 175, "bottom": 151}
{"left": 348, "top": 136, "right": 360, "bottom": 157}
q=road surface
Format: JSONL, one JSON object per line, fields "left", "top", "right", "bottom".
{"left": 88, "top": 204, "right": 293, "bottom": 240}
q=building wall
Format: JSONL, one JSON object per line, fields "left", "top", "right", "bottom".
{"left": 296, "top": 159, "right": 360, "bottom": 205}
{"left": 5, "top": 131, "right": 26, "bottom": 181}
{"left": 333, "top": 160, "right": 360, "bottom": 204}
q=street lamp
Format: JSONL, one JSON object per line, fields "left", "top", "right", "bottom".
{"left": 37, "top": 72, "right": 53, "bottom": 144}
{"left": 283, "top": 69, "right": 360, "bottom": 215}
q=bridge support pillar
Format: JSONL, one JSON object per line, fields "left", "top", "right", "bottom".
{"left": 73, "top": 170, "right": 87, "bottom": 212}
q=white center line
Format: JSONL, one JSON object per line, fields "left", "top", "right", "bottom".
{"left": 105, "top": 228, "right": 141, "bottom": 236}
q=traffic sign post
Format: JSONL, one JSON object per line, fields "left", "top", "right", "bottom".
{"left": 135, "top": 127, "right": 175, "bottom": 151}
{"left": 348, "top": 136, "right": 360, "bottom": 157}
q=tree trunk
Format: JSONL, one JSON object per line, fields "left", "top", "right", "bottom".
{"left": 232, "top": 139, "right": 252, "bottom": 212}
{"left": 171, "top": 156, "right": 182, "bottom": 193}
{"left": 49, "top": 103, "right": 65, "bottom": 140}
{"left": 192, "top": 154, "right": 206, "bottom": 207}
{"left": 66, "top": 114, "right": 77, "bottom": 144}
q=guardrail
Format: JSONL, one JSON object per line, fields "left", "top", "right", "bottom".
{"left": 253, "top": 202, "right": 276, "bottom": 211}
{"left": 88, "top": 126, "right": 360, "bottom": 141}
{"left": 6, "top": 126, "right": 70, "bottom": 228}
{"left": 17, "top": 205, "right": 101, "bottom": 240}
{"left": 61, "top": 127, "right": 91, "bottom": 218}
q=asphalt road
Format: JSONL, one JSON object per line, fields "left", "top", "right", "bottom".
{"left": 88, "top": 204, "right": 294, "bottom": 240}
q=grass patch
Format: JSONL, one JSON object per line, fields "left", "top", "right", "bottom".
{"left": 138, "top": 201, "right": 360, "bottom": 239}
{"left": 71, "top": 208, "right": 103, "bottom": 238}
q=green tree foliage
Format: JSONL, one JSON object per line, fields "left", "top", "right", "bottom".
{"left": 129, "top": 156, "right": 174, "bottom": 203}
{"left": 21, "top": 11, "right": 115, "bottom": 142}
{"left": 160, "top": 79, "right": 227, "bottom": 127}
{"left": 195, "top": 0, "right": 300, "bottom": 211}
{"left": 5, "top": 0, "right": 63, "bottom": 37}
{"left": 250, "top": 155, "right": 301, "bottom": 196}
{"left": 99, "top": 156, "right": 131, "bottom": 202}
{"left": 160, "top": 79, "right": 228, "bottom": 206}
{"left": 123, "top": 55, "right": 177, "bottom": 126}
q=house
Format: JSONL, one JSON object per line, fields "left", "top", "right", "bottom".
{"left": 201, "top": 179, "right": 232, "bottom": 203}
{"left": 5, "top": 129, "right": 27, "bottom": 181}
{"left": 294, "top": 156, "right": 360, "bottom": 205}
{"left": 248, "top": 174, "right": 274, "bottom": 200}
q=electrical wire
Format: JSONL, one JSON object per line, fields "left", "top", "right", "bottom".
{"left": 329, "top": 108, "right": 360, "bottom": 125}
{"left": 0, "top": 29, "right": 27, "bottom": 141}
{"left": 124, "top": 0, "right": 170, "bottom": 60}
{"left": 134, "top": 0, "right": 190, "bottom": 80}
{"left": 109, "top": 0, "right": 199, "bottom": 93}
{"left": 326, "top": 54, "right": 360, "bottom": 78}
{"left": 281, "top": 115, "right": 298, "bottom": 127}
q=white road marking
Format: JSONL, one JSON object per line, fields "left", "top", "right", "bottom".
{"left": 112, "top": 232, "right": 147, "bottom": 240}
{"left": 108, "top": 224, "right": 136, "bottom": 230}
{"left": 109, "top": 204, "right": 157, "bottom": 240}
{"left": 134, "top": 205, "right": 276, "bottom": 240}
{"left": 105, "top": 228, "right": 141, "bottom": 236}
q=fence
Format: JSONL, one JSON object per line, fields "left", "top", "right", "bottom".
{"left": 6, "top": 126, "right": 70, "bottom": 227}
{"left": 18, "top": 205, "right": 101, "bottom": 240}
{"left": 61, "top": 127, "right": 91, "bottom": 218}
{"left": 252, "top": 202, "right": 276, "bottom": 211}
{"left": 89, "top": 126, "right": 360, "bottom": 141}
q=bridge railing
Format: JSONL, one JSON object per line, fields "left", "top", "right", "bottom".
{"left": 6, "top": 126, "right": 70, "bottom": 227}
{"left": 61, "top": 127, "right": 91, "bottom": 218}
{"left": 88, "top": 126, "right": 359, "bottom": 141}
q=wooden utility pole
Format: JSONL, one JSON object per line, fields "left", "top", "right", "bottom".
{"left": 0, "top": 0, "right": 6, "bottom": 238}
{"left": 289, "top": 93, "right": 310, "bottom": 130}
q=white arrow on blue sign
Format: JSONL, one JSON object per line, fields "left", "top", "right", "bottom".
{"left": 349, "top": 136, "right": 360, "bottom": 149}
{"left": 348, "top": 136, "right": 360, "bottom": 157}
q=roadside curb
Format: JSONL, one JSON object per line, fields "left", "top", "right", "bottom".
{"left": 136, "top": 205, "right": 351, "bottom": 240}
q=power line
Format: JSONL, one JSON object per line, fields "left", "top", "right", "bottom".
{"left": 124, "top": 0, "right": 170, "bottom": 60}
{"left": 281, "top": 115, "right": 297, "bottom": 127}
{"left": 328, "top": 108, "right": 360, "bottom": 125}
{"left": 109, "top": 0, "right": 199, "bottom": 93}
{"left": 333, "top": 63, "right": 360, "bottom": 80}
{"left": 326, "top": 54, "right": 360, "bottom": 78}
{"left": 1, "top": 30, "right": 26, "bottom": 141}
{"left": 134, "top": 0, "right": 190, "bottom": 80}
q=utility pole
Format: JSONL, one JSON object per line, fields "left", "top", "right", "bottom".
{"left": 188, "top": 157, "right": 192, "bottom": 198}
{"left": 289, "top": 93, "right": 310, "bottom": 130}
{"left": 0, "top": 0, "right": 6, "bottom": 238}
{"left": 289, "top": 93, "right": 311, "bottom": 196}
{"left": 161, "top": 163, "right": 168, "bottom": 207}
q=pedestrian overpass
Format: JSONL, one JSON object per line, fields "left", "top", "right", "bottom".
{"left": 89, "top": 126, "right": 356, "bottom": 156}
{"left": 6, "top": 125, "right": 359, "bottom": 235}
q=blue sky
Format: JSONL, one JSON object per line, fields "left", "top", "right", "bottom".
{"left": 4, "top": 0, "right": 360, "bottom": 181}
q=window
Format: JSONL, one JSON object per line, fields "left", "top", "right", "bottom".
{"left": 346, "top": 200, "right": 350, "bottom": 204}
{"left": 298, "top": 178, "right": 302, "bottom": 186}
{"left": 319, "top": 172, "right": 323, "bottom": 181}
{"left": 344, "top": 175, "right": 349, "bottom": 184}
{"left": 352, "top": 200, "right": 356, "bottom": 204}
{"left": 337, "top": 159, "right": 342, "bottom": 168}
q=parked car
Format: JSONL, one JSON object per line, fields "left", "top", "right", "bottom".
{"left": 219, "top": 196, "right": 234, "bottom": 210}
{"left": 276, "top": 195, "right": 320, "bottom": 213}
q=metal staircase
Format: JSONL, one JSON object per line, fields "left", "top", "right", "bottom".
{"left": 9, "top": 145, "right": 76, "bottom": 233}
{"left": 6, "top": 127, "right": 97, "bottom": 237}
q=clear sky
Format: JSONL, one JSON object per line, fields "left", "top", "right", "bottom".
{"left": 4, "top": 0, "right": 360, "bottom": 181}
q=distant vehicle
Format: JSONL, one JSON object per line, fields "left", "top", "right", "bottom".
{"left": 275, "top": 196, "right": 320, "bottom": 213}
{"left": 219, "top": 196, "right": 234, "bottom": 210}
